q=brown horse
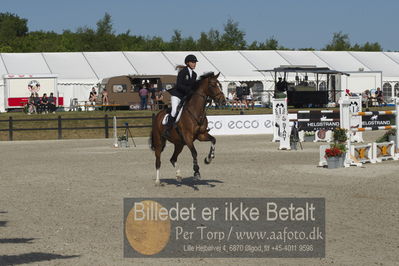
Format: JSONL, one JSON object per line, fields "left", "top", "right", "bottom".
{"left": 150, "top": 72, "right": 226, "bottom": 186}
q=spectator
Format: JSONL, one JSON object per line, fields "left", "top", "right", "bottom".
{"left": 281, "top": 78, "right": 288, "bottom": 91}
{"left": 376, "top": 87, "right": 385, "bottom": 106}
{"left": 138, "top": 85, "right": 149, "bottom": 110}
{"left": 102, "top": 89, "right": 109, "bottom": 105}
{"left": 276, "top": 77, "right": 284, "bottom": 92}
{"left": 148, "top": 83, "right": 156, "bottom": 111}
{"left": 362, "top": 90, "right": 371, "bottom": 109}
{"left": 48, "top": 92, "right": 56, "bottom": 113}
{"left": 244, "top": 87, "right": 254, "bottom": 110}
{"left": 155, "top": 90, "right": 165, "bottom": 110}
{"left": 235, "top": 87, "right": 244, "bottom": 110}
{"left": 227, "top": 90, "right": 237, "bottom": 110}
{"left": 28, "top": 93, "right": 36, "bottom": 114}
{"left": 89, "top": 87, "right": 97, "bottom": 105}
{"left": 41, "top": 93, "right": 49, "bottom": 114}
{"left": 34, "top": 92, "right": 41, "bottom": 113}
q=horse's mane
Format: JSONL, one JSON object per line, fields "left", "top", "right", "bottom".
{"left": 193, "top": 72, "right": 215, "bottom": 91}
{"left": 199, "top": 72, "right": 215, "bottom": 80}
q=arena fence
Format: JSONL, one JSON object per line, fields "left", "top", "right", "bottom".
{"left": 0, "top": 115, "right": 153, "bottom": 141}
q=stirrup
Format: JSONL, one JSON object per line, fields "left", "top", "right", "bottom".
{"left": 162, "top": 118, "right": 174, "bottom": 137}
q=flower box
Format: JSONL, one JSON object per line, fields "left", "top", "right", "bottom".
{"left": 118, "top": 140, "right": 129, "bottom": 148}
{"left": 326, "top": 156, "right": 342, "bottom": 169}
{"left": 304, "top": 135, "right": 315, "bottom": 142}
{"left": 118, "top": 136, "right": 129, "bottom": 148}
{"left": 325, "top": 144, "right": 346, "bottom": 169}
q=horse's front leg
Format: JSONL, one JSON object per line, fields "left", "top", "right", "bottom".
{"left": 185, "top": 141, "right": 200, "bottom": 181}
{"left": 197, "top": 132, "right": 216, "bottom": 164}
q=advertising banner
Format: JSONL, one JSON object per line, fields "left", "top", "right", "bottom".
{"left": 207, "top": 115, "right": 274, "bottom": 135}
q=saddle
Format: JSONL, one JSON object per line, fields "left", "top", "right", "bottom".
{"left": 162, "top": 100, "right": 186, "bottom": 125}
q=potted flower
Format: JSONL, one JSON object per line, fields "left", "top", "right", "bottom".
{"left": 118, "top": 135, "right": 129, "bottom": 148}
{"left": 332, "top": 127, "right": 348, "bottom": 143}
{"left": 387, "top": 128, "right": 396, "bottom": 143}
{"left": 304, "top": 131, "right": 315, "bottom": 142}
{"left": 324, "top": 128, "right": 348, "bottom": 168}
{"left": 376, "top": 128, "right": 396, "bottom": 143}
{"left": 325, "top": 143, "right": 346, "bottom": 168}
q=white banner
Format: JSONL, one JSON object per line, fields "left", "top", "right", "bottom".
{"left": 207, "top": 114, "right": 274, "bottom": 135}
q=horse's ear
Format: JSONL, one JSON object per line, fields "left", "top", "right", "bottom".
{"left": 215, "top": 72, "right": 220, "bottom": 78}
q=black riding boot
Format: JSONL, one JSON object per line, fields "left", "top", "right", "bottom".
{"left": 163, "top": 115, "right": 176, "bottom": 138}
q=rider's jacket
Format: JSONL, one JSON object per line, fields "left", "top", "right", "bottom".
{"left": 168, "top": 66, "right": 197, "bottom": 99}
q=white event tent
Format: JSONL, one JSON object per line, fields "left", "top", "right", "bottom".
{"left": 1, "top": 50, "right": 399, "bottom": 112}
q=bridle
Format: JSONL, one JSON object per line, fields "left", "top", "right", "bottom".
{"left": 193, "top": 78, "right": 224, "bottom": 103}
{"left": 186, "top": 77, "right": 225, "bottom": 125}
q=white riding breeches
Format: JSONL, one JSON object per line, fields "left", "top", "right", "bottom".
{"left": 171, "top": 96, "right": 181, "bottom": 117}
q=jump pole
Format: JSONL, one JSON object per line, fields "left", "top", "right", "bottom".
{"left": 113, "top": 116, "right": 118, "bottom": 147}
{"left": 342, "top": 97, "right": 399, "bottom": 165}
{"left": 395, "top": 98, "right": 399, "bottom": 153}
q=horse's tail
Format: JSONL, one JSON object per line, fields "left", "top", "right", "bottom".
{"left": 149, "top": 113, "right": 156, "bottom": 151}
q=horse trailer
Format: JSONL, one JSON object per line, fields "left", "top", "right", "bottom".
{"left": 99, "top": 75, "right": 176, "bottom": 109}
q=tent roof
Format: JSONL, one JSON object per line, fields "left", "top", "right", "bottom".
{"left": 349, "top": 52, "right": 399, "bottom": 77}
{"left": 276, "top": 51, "right": 330, "bottom": 68}
{"left": 83, "top": 52, "right": 137, "bottom": 79}
{"left": 201, "top": 51, "right": 265, "bottom": 81}
{"left": 384, "top": 52, "right": 399, "bottom": 65}
{"left": 313, "top": 51, "right": 370, "bottom": 72}
{"left": 239, "top": 50, "right": 290, "bottom": 79}
{"left": 0, "top": 55, "right": 8, "bottom": 78}
{"left": 124, "top": 52, "right": 176, "bottom": 75}
{"left": 43, "top": 52, "right": 98, "bottom": 79}
{"left": 1, "top": 53, "right": 50, "bottom": 75}
{"left": 163, "top": 51, "right": 221, "bottom": 77}
{"left": 1, "top": 50, "right": 399, "bottom": 84}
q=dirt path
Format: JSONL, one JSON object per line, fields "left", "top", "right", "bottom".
{"left": 0, "top": 133, "right": 398, "bottom": 265}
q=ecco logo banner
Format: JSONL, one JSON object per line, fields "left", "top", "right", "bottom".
{"left": 207, "top": 115, "right": 274, "bottom": 135}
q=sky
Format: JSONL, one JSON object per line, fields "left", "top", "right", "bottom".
{"left": 2, "top": 0, "right": 399, "bottom": 51}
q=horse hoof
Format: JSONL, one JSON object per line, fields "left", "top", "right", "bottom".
{"left": 204, "top": 157, "right": 211, "bottom": 164}
{"left": 193, "top": 172, "right": 201, "bottom": 181}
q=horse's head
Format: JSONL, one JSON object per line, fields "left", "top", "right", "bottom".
{"left": 201, "top": 72, "right": 226, "bottom": 106}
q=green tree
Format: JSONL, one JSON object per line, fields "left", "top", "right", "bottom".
{"left": 169, "top": 30, "right": 183, "bottom": 50}
{"left": 75, "top": 26, "right": 97, "bottom": 51}
{"left": 207, "top": 29, "right": 221, "bottom": 50}
{"left": 198, "top": 32, "right": 213, "bottom": 50}
{"left": 181, "top": 36, "right": 197, "bottom": 51}
{"left": 324, "top": 31, "right": 351, "bottom": 51}
{"left": 352, "top": 41, "right": 382, "bottom": 51}
{"left": 220, "top": 19, "right": 246, "bottom": 50}
{"left": 262, "top": 37, "right": 279, "bottom": 50}
{"left": 0, "top": 12, "right": 28, "bottom": 48}
{"left": 96, "top": 12, "right": 114, "bottom": 36}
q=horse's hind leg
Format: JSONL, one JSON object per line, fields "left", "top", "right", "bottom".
{"left": 170, "top": 143, "right": 184, "bottom": 182}
{"left": 153, "top": 131, "right": 166, "bottom": 186}
{"left": 185, "top": 141, "right": 200, "bottom": 181}
{"left": 155, "top": 148, "right": 162, "bottom": 186}
{"left": 197, "top": 133, "right": 216, "bottom": 164}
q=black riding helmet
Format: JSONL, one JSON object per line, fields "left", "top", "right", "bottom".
{"left": 184, "top": 54, "right": 198, "bottom": 64}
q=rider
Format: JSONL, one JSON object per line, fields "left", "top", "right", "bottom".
{"left": 163, "top": 54, "right": 198, "bottom": 137}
